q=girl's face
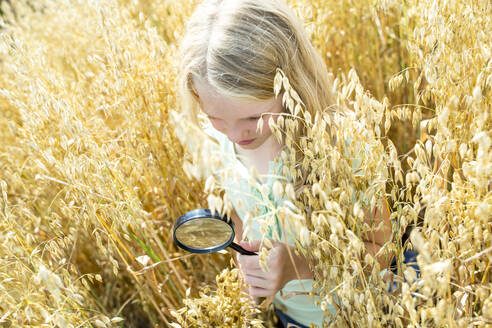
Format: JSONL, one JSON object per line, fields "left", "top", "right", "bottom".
{"left": 194, "top": 81, "right": 284, "bottom": 150}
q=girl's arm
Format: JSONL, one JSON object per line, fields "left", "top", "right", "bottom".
{"left": 230, "top": 206, "right": 313, "bottom": 298}
{"left": 236, "top": 199, "right": 392, "bottom": 298}
{"left": 361, "top": 199, "right": 393, "bottom": 269}
{"left": 230, "top": 207, "right": 244, "bottom": 245}
{"left": 229, "top": 207, "right": 244, "bottom": 266}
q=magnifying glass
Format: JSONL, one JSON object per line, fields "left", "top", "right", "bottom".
{"left": 173, "top": 209, "right": 257, "bottom": 256}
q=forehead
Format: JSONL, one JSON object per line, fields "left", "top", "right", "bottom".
{"left": 194, "top": 80, "right": 282, "bottom": 119}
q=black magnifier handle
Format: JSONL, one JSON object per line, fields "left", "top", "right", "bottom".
{"left": 229, "top": 242, "right": 257, "bottom": 255}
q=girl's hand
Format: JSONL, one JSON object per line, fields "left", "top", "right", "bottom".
{"left": 237, "top": 240, "right": 313, "bottom": 298}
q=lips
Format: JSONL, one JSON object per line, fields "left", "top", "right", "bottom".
{"left": 237, "top": 138, "right": 256, "bottom": 145}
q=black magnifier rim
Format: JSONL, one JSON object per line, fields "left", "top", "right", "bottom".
{"left": 173, "top": 209, "right": 235, "bottom": 254}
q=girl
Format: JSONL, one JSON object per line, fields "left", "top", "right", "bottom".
{"left": 177, "top": 0, "right": 392, "bottom": 327}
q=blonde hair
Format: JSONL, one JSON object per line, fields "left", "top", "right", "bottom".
{"left": 178, "top": 0, "right": 336, "bottom": 126}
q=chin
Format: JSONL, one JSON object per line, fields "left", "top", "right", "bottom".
{"left": 236, "top": 142, "right": 260, "bottom": 150}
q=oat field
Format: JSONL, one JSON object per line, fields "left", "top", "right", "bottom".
{"left": 0, "top": 0, "right": 490, "bottom": 327}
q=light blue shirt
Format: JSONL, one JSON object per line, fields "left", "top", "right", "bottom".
{"left": 206, "top": 127, "right": 335, "bottom": 327}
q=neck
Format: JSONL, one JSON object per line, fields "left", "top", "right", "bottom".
{"left": 235, "top": 135, "right": 283, "bottom": 176}
{"left": 241, "top": 135, "right": 282, "bottom": 159}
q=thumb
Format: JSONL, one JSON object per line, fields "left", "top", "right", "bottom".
{"left": 239, "top": 240, "right": 261, "bottom": 252}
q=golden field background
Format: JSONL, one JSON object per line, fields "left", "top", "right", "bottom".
{"left": 0, "top": 0, "right": 490, "bottom": 327}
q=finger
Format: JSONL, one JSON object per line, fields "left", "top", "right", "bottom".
{"left": 249, "top": 286, "right": 276, "bottom": 298}
{"left": 243, "top": 274, "right": 271, "bottom": 290}
{"left": 240, "top": 268, "right": 269, "bottom": 278}
{"left": 237, "top": 254, "right": 262, "bottom": 270}
{"left": 240, "top": 240, "right": 261, "bottom": 252}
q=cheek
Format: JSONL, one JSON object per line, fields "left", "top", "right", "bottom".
{"left": 259, "top": 115, "right": 277, "bottom": 135}
{"left": 211, "top": 120, "right": 226, "bottom": 132}
{"left": 261, "top": 120, "right": 271, "bottom": 135}
{"left": 247, "top": 120, "right": 268, "bottom": 136}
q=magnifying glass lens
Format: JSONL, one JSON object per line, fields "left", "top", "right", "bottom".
{"left": 173, "top": 209, "right": 257, "bottom": 255}
{"left": 174, "top": 217, "right": 233, "bottom": 249}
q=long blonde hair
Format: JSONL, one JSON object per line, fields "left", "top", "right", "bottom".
{"left": 178, "top": 0, "right": 336, "bottom": 125}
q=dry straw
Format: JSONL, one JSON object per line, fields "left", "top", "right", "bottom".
{"left": 1, "top": 0, "right": 224, "bottom": 326}
{"left": 170, "top": 267, "right": 265, "bottom": 328}
{"left": 0, "top": 0, "right": 490, "bottom": 327}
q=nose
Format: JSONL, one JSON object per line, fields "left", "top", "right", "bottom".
{"left": 226, "top": 123, "right": 250, "bottom": 143}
